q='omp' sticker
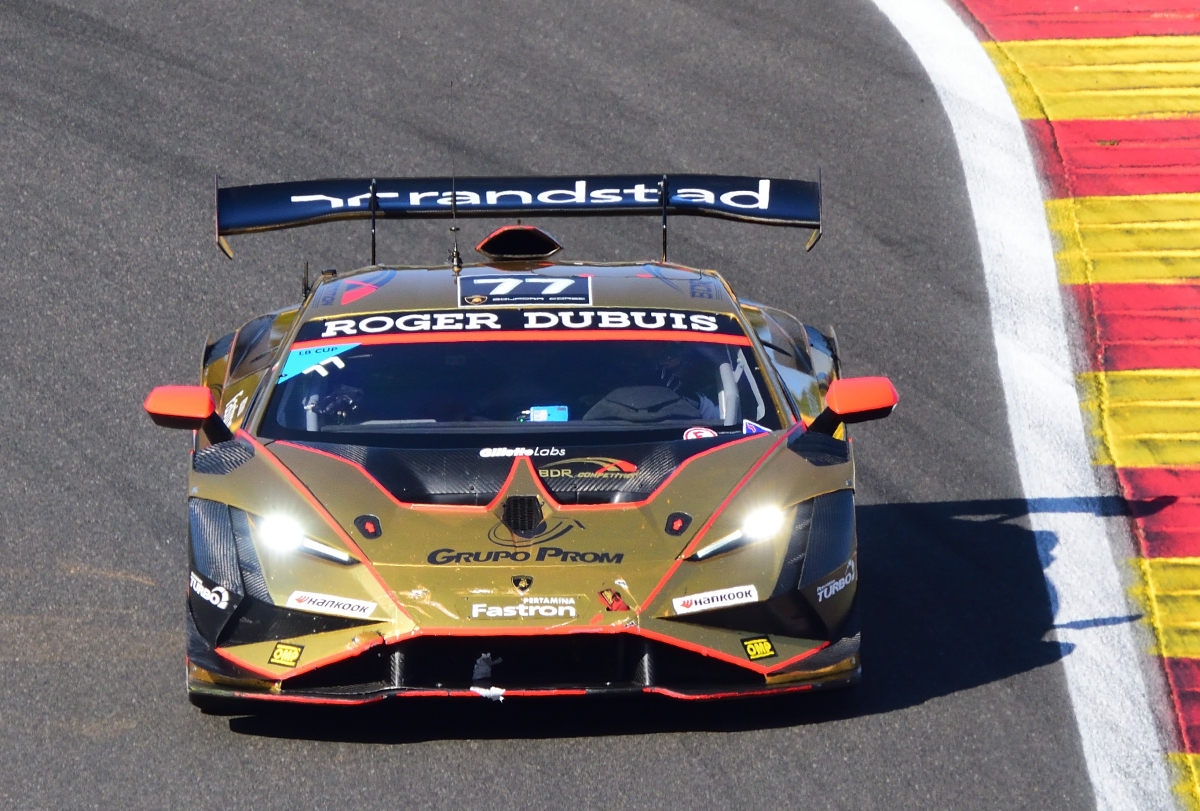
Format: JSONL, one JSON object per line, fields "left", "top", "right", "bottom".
{"left": 278, "top": 343, "right": 359, "bottom": 383}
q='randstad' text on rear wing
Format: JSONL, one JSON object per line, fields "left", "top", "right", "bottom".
{"left": 214, "top": 173, "right": 822, "bottom": 257}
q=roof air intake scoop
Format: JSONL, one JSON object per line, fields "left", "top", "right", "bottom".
{"left": 475, "top": 225, "right": 563, "bottom": 261}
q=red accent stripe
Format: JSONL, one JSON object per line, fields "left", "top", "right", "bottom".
{"left": 961, "top": 0, "right": 1200, "bottom": 40}
{"left": 1069, "top": 284, "right": 1200, "bottom": 372}
{"left": 1117, "top": 467, "right": 1200, "bottom": 557}
{"left": 646, "top": 683, "right": 816, "bottom": 700}
{"left": 237, "top": 430, "right": 412, "bottom": 624}
{"left": 1165, "top": 658, "right": 1200, "bottom": 754}
{"left": 641, "top": 430, "right": 793, "bottom": 609}
{"left": 229, "top": 690, "right": 388, "bottom": 706}
{"left": 275, "top": 431, "right": 767, "bottom": 514}
{"left": 290, "top": 329, "right": 751, "bottom": 352}
{"left": 219, "top": 620, "right": 827, "bottom": 680}
{"left": 228, "top": 683, "right": 825, "bottom": 704}
{"left": 1025, "top": 119, "right": 1200, "bottom": 200}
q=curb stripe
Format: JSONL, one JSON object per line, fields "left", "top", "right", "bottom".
{"left": 959, "top": 0, "right": 1200, "bottom": 41}
{"left": 1025, "top": 119, "right": 1200, "bottom": 199}
{"left": 1079, "top": 370, "right": 1200, "bottom": 468}
{"left": 1070, "top": 283, "right": 1200, "bottom": 372}
{"left": 984, "top": 36, "right": 1200, "bottom": 121}
{"left": 1047, "top": 193, "right": 1200, "bottom": 285}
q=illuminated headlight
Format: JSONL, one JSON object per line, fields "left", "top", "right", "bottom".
{"left": 255, "top": 514, "right": 354, "bottom": 565}
{"left": 742, "top": 507, "right": 786, "bottom": 541}
{"left": 688, "top": 506, "right": 788, "bottom": 562}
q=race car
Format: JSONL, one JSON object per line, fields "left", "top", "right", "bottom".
{"left": 144, "top": 174, "right": 897, "bottom": 707}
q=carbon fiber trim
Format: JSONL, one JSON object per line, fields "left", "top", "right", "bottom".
{"left": 229, "top": 508, "right": 272, "bottom": 603}
{"left": 799, "top": 490, "right": 855, "bottom": 587}
{"left": 773, "top": 499, "right": 815, "bottom": 597}
{"left": 219, "top": 596, "right": 376, "bottom": 647}
{"left": 188, "top": 498, "right": 242, "bottom": 595}
{"left": 288, "top": 437, "right": 735, "bottom": 506}
{"left": 787, "top": 432, "right": 849, "bottom": 466}
{"left": 193, "top": 439, "right": 254, "bottom": 475}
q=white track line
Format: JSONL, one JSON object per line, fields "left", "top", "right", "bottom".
{"left": 866, "top": 1, "right": 1173, "bottom": 808}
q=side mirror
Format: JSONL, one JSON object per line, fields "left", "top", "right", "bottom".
{"left": 807, "top": 377, "right": 898, "bottom": 435}
{"left": 143, "top": 386, "right": 232, "bottom": 442}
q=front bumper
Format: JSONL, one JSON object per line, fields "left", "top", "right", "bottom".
{"left": 187, "top": 630, "right": 860, "bottom": 707}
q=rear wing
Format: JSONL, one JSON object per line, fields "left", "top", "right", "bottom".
{"left": 214, "top": 173, "right": 822, "bottom": 258}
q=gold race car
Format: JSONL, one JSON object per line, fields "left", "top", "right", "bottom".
{"left": 145, "top": 174, "right": 896, "bottom": 707}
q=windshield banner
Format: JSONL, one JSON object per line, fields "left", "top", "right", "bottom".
{"left": 292, "top": 307, "right": 749, "bottom": 346}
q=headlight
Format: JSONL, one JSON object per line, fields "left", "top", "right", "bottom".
{"left": 742, "top": 507, "right": 786, "bottom": 541}
{"left": 687, "top": 506, "right": 788, "bottom": 561}
{"left": 254, "top": 513, "right": 355, "bottom": 565}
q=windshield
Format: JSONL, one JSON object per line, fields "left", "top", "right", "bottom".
{"left": 257, "top": 308, "right": 783, "bottom": 442}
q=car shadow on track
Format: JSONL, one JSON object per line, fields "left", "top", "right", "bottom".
{"left": 225, "top": 495, "right": 1141, "bottom": 743}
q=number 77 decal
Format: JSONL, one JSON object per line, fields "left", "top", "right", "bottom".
{"left": 471, "top": 277, "right": 576, "bottom": 296}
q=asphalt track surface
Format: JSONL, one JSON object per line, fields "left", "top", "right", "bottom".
{"left": 0, "top": 1, "right": 1098, "bottom": 808}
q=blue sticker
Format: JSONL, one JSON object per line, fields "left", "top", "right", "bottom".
{"left": 278, "top": 343, "right": 359, "bottom": 383}
{"left": 529, "top": 405, "right": 569, "bottom": 422}
{"left": 743, "top": 419, "right": 770, "bottom": 435}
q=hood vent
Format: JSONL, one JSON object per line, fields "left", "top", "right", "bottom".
{"left": 502, "top": 496, "right": 545, "bottom": 536}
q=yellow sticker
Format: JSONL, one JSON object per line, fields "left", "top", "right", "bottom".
{"left": 268, "top": 642, "right": 304, "bottom": 668}
{"left": 741, "top": 637, "right": 776, "bottom": 661}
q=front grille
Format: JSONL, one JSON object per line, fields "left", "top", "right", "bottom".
{"left": 279, "top": 635, "right": 765, "bottom": 694}
{"left": 502, "top": 496, "right": 544, "bottom": 535}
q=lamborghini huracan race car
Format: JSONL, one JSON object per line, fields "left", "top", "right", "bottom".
{"left": 145, "top": 174, "right": 897, "bottom": 707}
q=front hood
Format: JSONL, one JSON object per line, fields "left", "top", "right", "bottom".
{"left": 264, "top": 434, "right": 776, "bottom": 626}
{"left": 192, "top": 428, "right": 850, "bottom": 639}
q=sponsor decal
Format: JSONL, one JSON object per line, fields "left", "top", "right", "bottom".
{"left": 741, "top": 637, "right": 777, "bottom": 661}
{"left": 538, "top": 457, "right": 638, "bottom": 481}
{"left": 288, "top": 179, "right": 773, "bottom": 213}
{"left": 268, "top": 642, "right": 304, "bottom": 668}
{"left": 816, "top": 560, "right": 856, "bottom": 602}
{"left": 286, "top": 591, "right": 377, "bottom": 619}
{"left": 277, "top": 342, "right": 358, "bottom": 383}
{"left": 471, "top": 595, "right": 578, "bottom": 619}
{"left": 427, "top": 547, "right": 624, "bottom": 565}
{"left": 340, "top": 279, "right": 377, "bottom": 305}
{"left": 683, "top": 426, "right": 719, "bottom": 440}
{"left": 189, "top": 571, "right": 229, "bottom": 610}
{"left": 689, "top": 278, "right": 716, "bottom": 299}
{"left": 598, "top": 589, "right": 630, "bottom": 611}
{"left": 672, "top": 584, "right": 758, "bottom": 615}
{"left": 480, "top": 446, "right": 565, "bottom": 458}
{"left": 528, "top": 405, "right": 568, "bottom": 422}
{"left": 742, "top": 419, "right": 770, "bottom": 435}
{"left": 222, "top": 391, "right": 248, "bottom": 425}
{"left": 297, "top": 308, "right": 739, "bottom": 342}
{"left": 512, "top": 575, "right": 533, "bottom": 592}
{"left": 458, "top": 275, "right": 592, "bottom": 307}
{"left": 332, "top": 270, "right": 394, "bottom": 306}
{"left": 488, "top": 518, "right": 583, "bottom": 549}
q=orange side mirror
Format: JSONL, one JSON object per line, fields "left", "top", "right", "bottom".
{"left": 144, "top": 385, "right": 221, "bottom": 429}
{"left": 808, "top": 377, "right": 898, "bottom": 435}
